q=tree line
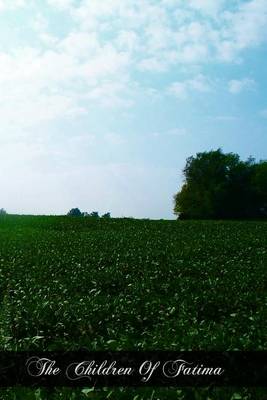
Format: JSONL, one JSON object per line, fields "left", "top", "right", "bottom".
{"left": 174, "top": 149, "right": 267, "bottom": 219}
{"left": 67, "top": 208, "right": 111, "bottom": 218}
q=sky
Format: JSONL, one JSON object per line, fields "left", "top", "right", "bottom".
{"left": 0, "top": 0, "right": 267, "bottom": 219}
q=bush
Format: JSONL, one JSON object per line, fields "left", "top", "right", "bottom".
{"left": 67, "top": 208, "right": 82, "bottom": 217}
{"left": 90, "top": 211, "right": 99, "bottom": 218}
{"left": 102, "top": 212, "right": 111, "bottom": 218}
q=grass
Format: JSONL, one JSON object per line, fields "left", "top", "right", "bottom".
{"left": 0, "top": 215, "right": 266, "bottom": 399}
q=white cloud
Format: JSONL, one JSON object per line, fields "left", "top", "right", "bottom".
{"left": 116, "top": 30, "right": 140, "bottom": 53}
{"left": 51, "top": 0, "right": 267, "bottom": 71}
{"left": 0, "top": 37, "right": 132, "bottom": 133}
{"left": 169, "top": 74, "right": 211, "bottom": 99}
{"left": 0, "top": 0, "right": 265, "bottom": 134}
{"left": 188, "top": 0, "right": 226, "bottom": 16}
{"left": 138, "top": 57, "right": 168, "bottom": 72}
{"left": 230, "top": 0, "right": 267, "bottom": 49}
{"left": 59, "top": 31, "right": 100, "bottom": 57}
{"left": 84, "top": 80, "right": 134, "bottom": 109}
{"left": 168, "top": 82, "right": 187, "bottom": 99}
{"left": 0, "top": 0, "right": 25, "bottom": 12}
{"left": 228, "top": 78, "right": 255, "bottom": 94}
{"left": 217, "top": 0, "right": 267, "bottom": 61}
{"left": 46, "top": 0, "right": 74, "bottom": 11}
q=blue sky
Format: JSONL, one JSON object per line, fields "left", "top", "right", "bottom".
{"left": 0, "top": 0, "right": 267, "bottom": 219}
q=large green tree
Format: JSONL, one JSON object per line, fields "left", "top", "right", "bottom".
{"left": 174, "top": 149, "right": 266, "bottom": 219}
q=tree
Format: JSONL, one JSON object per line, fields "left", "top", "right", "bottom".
{"left": 251, "top": 161, "right": 267, "bottom": 216}
{"left": 0, "top": 208, "right": 7, "bottom": 215}
{"left": 174, "top": 149, "right": 266, "bottom": 219}
{"left": 102, "top": 212, "right": 111, "bottom": 218}
{"left": 67, "top": 208, "right": 82, "bottom": 216}
{"left": 90, "top": 211, "right": 99, "bottom": 218}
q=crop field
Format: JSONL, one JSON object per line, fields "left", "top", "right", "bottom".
{"left": 0, "top": 215, "right": 266, "bottom": 399}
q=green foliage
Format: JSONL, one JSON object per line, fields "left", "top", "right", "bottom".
{"left": 174, "top": 149, "right": 267, "bottom": 219}
{"left": 251, "top": 161, "right": 267, "bottom": 216}
{"left": 102, "top": 212, "right": 111, "bottom": 219}
{"left": 67, "top": 209, "right": 102, "bottom": 218}
{"left": 67, "top": 208, "right": 82, "bottom": 217}
{"left": 90, "top": 211, "right": 99, "bottom": 218}
{"left": 0, "top": 215, "right": 266, "bottom": 351}
{"left": 0, "top": 216, "right": 266, "bottom": 398}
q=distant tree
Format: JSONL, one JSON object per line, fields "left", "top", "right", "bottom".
{"left": 174, "top": 149, "right": 266, "bottom": 219}
{"left": 67, "top": 208, "right": 82, "bottom": 217}
{"left": 82, "top": 212, "right": 89, "bottom": 217}
{"left": 251, "top": 161, "right": 267, "bottom": 216}
{"left": 102, "top": 212, "right": 111, "bottom": 218}
{"left": 90, "top": 211, "right": 99, "bottom": 218}
{"left": 0, "top": 208, "right": 7, "bottom": 215}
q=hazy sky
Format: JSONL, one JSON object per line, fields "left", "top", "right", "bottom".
{"left": 0, "top": 0, "right": 267, "bottom": 219}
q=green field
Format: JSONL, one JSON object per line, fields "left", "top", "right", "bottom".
{"left": 0, "top": 215, "right": 266, "bottom": 399}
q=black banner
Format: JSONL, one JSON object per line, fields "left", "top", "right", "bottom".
{"left": 0, "top": 351, "right": 266, "bottom": 387}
